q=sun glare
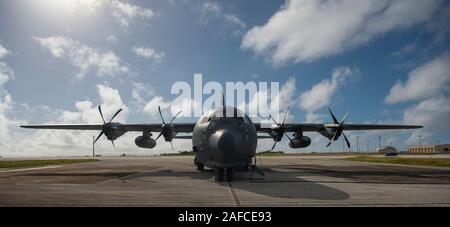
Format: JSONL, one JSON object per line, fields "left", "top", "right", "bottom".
{"left": 38, "top": 0, "right": 103, "bottom": 14}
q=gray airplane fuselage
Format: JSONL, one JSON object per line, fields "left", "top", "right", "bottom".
{"left": 192, "top": 106, "right": 257, "bottom": 169}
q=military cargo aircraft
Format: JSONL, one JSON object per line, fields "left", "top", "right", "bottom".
{"left": 21, "top": 104, "right": 422, "bottom": 182}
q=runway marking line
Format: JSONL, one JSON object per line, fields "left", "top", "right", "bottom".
{"left": 0, "top": 165, "right": 62, "bottom": 173}
{"left": 228, "top": 182, "right": 241, "bottom": 207}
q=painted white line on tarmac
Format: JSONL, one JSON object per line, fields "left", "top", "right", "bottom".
{"left": 0, "top": 165, "right": 62, "bottom": 173}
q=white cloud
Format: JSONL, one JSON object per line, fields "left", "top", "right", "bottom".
{"left": 0, "top": 62, "right": 13, "bottom": 88}
{"left": 299, "top": 67, "right": 355, "bottom": 112}
{"left": 38, "top": 0, "right": 154, "bottom": 29}
{"left": 242, "top": 0, "right": 442, "bottom": 65}
{"left": 402, "top": 96, "right": 450, "bottom": 145}
{"left": 383, "top": 53, "right": 450, "bottom": 147}
{"left": 0, "top": 44, "right": 18, "bottom": 142}
{"left": 0, "top": 83, "right": 134, "bottom": 157}
{"left": 132, "top": 46, "right": 165, "bottom": 63}
{"left": 200, "top": 1, "right": 247, "bottom": 36}
{"left": 67, "top": 0, "right": 105, "bottom": 13}
{"left": 131, "top": 81, "right": 155, "bottom": 107}
{"left": 111, "top": 0, "right": 154, "bottom": 29}
{"left": 171, "top": 97, "right": 201, "bottom": 118}
{"left": 385, "top": 54, "right": 450, "bottom": 104}
{"left": 106, "top": 34, "right": 118, "bottom": 43}
{"left": 239, "top": 77, "right": 296, "bottom": 122}
{"left": 58, "top": 84, "right": 128, "bottom": 124}
{"left": 305, "top": 112, "right": 326, "bottom": 123}
{"left": 0, "top": 43, "right": 11, "bottom": 59}
{"left": 35, "top": 36, "right": 129, "bottom": 79}
{"left": 0, "top": 93, "right": 13, "bottom": 140}
{"left": 142, "top": 95, "right": 201, "bottom": 119}
{"left": 143, "top": 96, "right": 171, "bottom": 115}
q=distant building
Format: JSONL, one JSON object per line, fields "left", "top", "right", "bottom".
{"left": 376, "top": 146, "right": 397, "bottom": 154}
{"left": 409, "top": 144, "right": 450, "bottom": 154}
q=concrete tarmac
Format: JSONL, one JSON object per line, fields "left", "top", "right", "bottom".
{"left": 0, "top": 155, "right": 449, "bottom": 206}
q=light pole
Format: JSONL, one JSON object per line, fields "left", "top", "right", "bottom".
{"left": 378, "top": 136, "right": 382, "bottom": 149}
{"left": 367, "top": 139, "right": 370, "bottom": 153}
{"left": 356, "top": 136, "right": 359, "bottom": 153}
{"left": 92, "top": 135, "right": 95, "bottom": 157}
{"left": 418, "top": 135, "right": 422, "bottom": 146}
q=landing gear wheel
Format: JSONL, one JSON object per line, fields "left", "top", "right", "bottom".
{"left": 196, "top": 163, "right": 204, "bottom": 171}
{"left": 215, "top": 167, "right": 224, "bottom": 182}
{"left": 226, "top": 168, "right": 234, "bottom": 182}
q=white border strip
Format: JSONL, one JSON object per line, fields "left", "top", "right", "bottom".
{"left": 0, "top": 165, "right": 62, "bottom": 173}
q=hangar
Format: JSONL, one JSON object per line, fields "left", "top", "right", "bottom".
{"left": 409, "top": 144, "right": 450, "bottom": 154}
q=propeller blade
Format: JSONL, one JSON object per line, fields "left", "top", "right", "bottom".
{"left": 170, "top": 141, "right": 174, "bottom": 151}
{"left": 111, "top": 140, "right": 115, "bottom": 149}
{"left": 98, "top": 105, "right": 106, "bottom": 124}
{"left": 271, "top": 141, "right": 277, "bottom": 150}
{"left": 326, "top": 131, "right": 339, "bottom": 147}
{"left": 326, "top": 140, "right": 332, "bottom": 147}
{"left": 341, "top": 111, "right": 349, "bottom": 124}
{"left": 94, "top": 131, "right": 104, "bottom": 144}
{"left": 342, "top": 132, "right": 351, "bottom": 148}
{"left": 269, "top": 114, "right": 278, "bottom": 125}
{"left": 155, "top": 132, "right": 163, "bottom": 141}
{"left": 109, "top": 108, "right": 123, "bottom": 123}
{"left": 283, "top": 131, "right": 294, "bottom": 144}
{"left": 328, "top": 108, "right": 339, "bottom": 124}
{"left": 169, "top": 110, "right": 182, "bottom": 125}
{"left": 158, "top": 106, "right": 165, "bottom": 124}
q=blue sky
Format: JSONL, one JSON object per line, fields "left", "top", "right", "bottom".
{"left": 0, "top": 0, "right": 449, "bottom": 156}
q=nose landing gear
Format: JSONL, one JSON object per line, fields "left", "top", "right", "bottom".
{"left": 196, "top": 163, "right": 204, "bottom": 171}
{"left": 215, "top": 167, "right": 234, "bottom": 182}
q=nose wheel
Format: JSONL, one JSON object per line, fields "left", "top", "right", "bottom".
{"left": 196, "top": 163, "right": 204, "bottom": 171}
{"left": 215, "top": 167, "right": 234, "bottom": 182}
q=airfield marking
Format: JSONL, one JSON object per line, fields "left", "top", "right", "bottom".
{"left": 228, "top": 182, "right": 241, "bottom": 206}
{"left": 0, "top": 165, "right": 62, "bottom": 173}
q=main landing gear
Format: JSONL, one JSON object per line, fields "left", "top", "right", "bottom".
{"left": 215, "top": 167, "right": 234, "bottom": 182}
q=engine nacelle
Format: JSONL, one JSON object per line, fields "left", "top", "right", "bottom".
{"left": 135, "top": 136, "right": 156, "bottom": 149}
{"left": 289, "top": 136, "right": 311, "bottom": 148}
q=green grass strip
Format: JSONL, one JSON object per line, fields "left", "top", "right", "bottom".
{"left": 346, "top": 156, "right": 450, "bottom": 168}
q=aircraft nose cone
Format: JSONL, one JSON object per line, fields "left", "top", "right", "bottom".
{"left": 217, "top": 130, "right": 238, "bottom": 153}
{"left": 210, "top": 129, "right": 242, "bottom": 163}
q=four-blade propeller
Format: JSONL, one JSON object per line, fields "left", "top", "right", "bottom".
{"left": 325, "top": 108, "right": 351, "bottom": 149}
{"left": 155, "top": 106, "right": 182, "bottom": 151}
{"left": 93, "top": 105, "right": 123, "bottom": 148}
{"left": 269, "top": 108, "right": 294, "bottom": 150}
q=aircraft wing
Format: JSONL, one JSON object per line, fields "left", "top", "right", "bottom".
{"left": 341, "top": 124, "right": 423, "bottom": 131}
{"left": 255, "top": 123, "right": 323, "bottom": 132}
{"left": 20, "top": 124, "right": 103, "bottom": 130}
{"left": 20, "top": 123, "right": 196, "bottom": 133}
{"left": 255, "top": 123, "right": 422, "bottom": 132}
{"left": 120, "top": 123, "right": 195, "bottom": 132}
